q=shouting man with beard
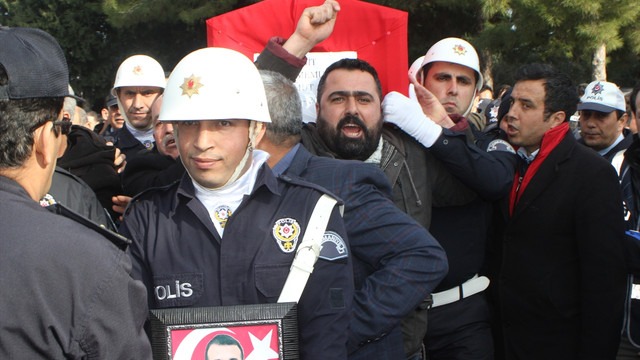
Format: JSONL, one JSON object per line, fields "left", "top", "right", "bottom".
{"left": 259, "top": 57, "right": 517, "bottom": 359}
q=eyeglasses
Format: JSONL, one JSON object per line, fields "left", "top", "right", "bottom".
{"left": 52, "top": 117, "right": 72, "bottom": 135}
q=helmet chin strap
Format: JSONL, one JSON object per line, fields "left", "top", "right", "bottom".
{"left": 462, "top": 89, "right": 478, "bottom": 118}
{"left": 220, "top": 121, "right": 263, "bottom": 188}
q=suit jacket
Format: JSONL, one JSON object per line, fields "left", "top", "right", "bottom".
{"left": 494, "top": 132, "right": 627, "bottom": 359}
{"left": 283, "top": 146, "right": 448, "bottom": 359}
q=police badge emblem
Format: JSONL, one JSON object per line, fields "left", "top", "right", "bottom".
{"left": 272, "top": 218, "right": 300, "bottom": 253}
{"left": 133, "top": 65, "right": 143, "bottom": 76}
{"left": 453, "top": 44, "right": 467, "bottom": 56}
{"left": 214, "top": 205, "right": 232, "bottom": 228}
{"left": 180, "top": 74, "right": 204, "bottom": 98}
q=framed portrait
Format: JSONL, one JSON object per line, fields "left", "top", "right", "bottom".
{"left": 149, "top": 302, "right": 299, "bottom": 360}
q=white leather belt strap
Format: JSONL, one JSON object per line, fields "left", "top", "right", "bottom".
{"left": 278, "top": 194, "right": 338, "bottom": 303}
{"left": 430, "top": 274, "right": 490, "bottom": 308}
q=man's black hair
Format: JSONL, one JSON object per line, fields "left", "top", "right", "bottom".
{"left": 513, "top": 63, "right": 579, "bottom": 122}
{"left": 316, "top": 58, "right": 382, "bottom": 104}
{"left": 204, "top": 334, "right": 244, "bottom": 360}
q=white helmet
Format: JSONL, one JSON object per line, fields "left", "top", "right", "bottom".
{"left": 159, "top": 47, "right": 270, "bottom": 123}
{"left": 416, "top": 37, "right": 483, "bottom": 116}
{"left": 111, "top": 55, "right": 166, "bottom": 94}
{"left": 408, "top": 56, "right": 425, "bottom": 101}
{"left": 417, "top": 37, "right": 483, "bottom": 92}
{"left": 408, "top": 56, "right": 425, "bottom": 83}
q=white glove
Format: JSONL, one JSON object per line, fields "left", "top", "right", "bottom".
{"left": 383, "top": 91, "right": 442, "bottom": 148}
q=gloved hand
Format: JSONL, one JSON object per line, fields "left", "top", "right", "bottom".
{"left": 383, "top": 91, "right": 442, "bottom": 148}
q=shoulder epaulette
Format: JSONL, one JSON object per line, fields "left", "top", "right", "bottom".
{"left": 47, "top": 203, "right": 131, "bottom": 251}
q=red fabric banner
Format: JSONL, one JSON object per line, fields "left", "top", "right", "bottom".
{"left": 206, "top": 0, "right": 408, "bottom": 95}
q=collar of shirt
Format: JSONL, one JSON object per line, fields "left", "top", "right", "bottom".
{"left": 364, "top": 137, "right": 384, "bottom": 165}
{"left": 125, "top": 122, "right": 155, "bottom": 145}
{"left": 598, "top": 133, "right": 625, "bottom": 156}
{"left": 516, "top": 147, "right": 539, "bottom": 165}
{"left": 193, "top": 150, "right": 269, "bottom": 236}
{"left": 272, "top": 143, "right": 301, "bottom": 177}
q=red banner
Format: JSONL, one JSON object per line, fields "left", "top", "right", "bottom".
{"left": 206, "top": 0, "right": 408, "bottom": 96}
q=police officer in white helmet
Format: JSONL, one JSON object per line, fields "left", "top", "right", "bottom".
{"left": 119, "top": 47, "right": 354, "bottom": 360}
{"left": 382, "top": 37, "right": 515, "bottom": 360}
{"left": 415, "top": 38, "right": 485, "bottom": 129}
{"left": 110, "top": 55, "right": 166, "bottom": 160}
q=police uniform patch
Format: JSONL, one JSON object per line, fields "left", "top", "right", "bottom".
{"left": 319, "top": 231, "right": 348, "bottom": 261}
{"left": 486, "top": 139, "right": 516, "bottom": 154}
{"left": 272, "top": 218, "right": 300, "bottom": 253}
{"left": 39, "top": 193, "right": 57, "bottom": 207}
{"left": 143, "top": 140, "right": 154, "bottom": 150}
{"left": 214, "top": 205, "right": 232, "bottom": 228}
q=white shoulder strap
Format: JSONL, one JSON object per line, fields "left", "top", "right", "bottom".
{"left": 612, "top": 149, "right": 626, "bottom": 177}
{"left": 278, "top": 194, "right": 338, "bottom": 303}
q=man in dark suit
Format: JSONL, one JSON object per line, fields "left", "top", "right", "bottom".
{"left": 256, "top": 70, "right": 448, "bottom": 359}
{"left": 494, "top": 63, "right": 627, "bottom": 359}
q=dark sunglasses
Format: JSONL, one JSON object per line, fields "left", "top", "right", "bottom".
{"left": 53, "top": 117, "right": 72, "bottom": 135}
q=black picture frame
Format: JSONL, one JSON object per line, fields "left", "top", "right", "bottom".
{"left": 149, "top": 302, "right": 299, "bottom": 360}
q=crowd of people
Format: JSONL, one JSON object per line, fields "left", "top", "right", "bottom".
{"left": 2, "top": 0, "right": 640, "bottom": 359}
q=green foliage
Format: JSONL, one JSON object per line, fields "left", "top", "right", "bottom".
{"left": 476, "top": 0, "right": 640, "bottom": 86}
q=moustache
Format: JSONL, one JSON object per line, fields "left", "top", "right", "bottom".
{"left": 162, "top": 134, "right": 176, "bottom": 148}
{"left": 338, "top": 115, "right": 368, "bottom": 133}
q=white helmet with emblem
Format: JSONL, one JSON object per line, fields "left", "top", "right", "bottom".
{"left": 159, "top": 47, "right": 270, "bottom": 123}
{"left": 160, "top": 47, "right": 271, "bottom": 188}
{"left": 111, "top": 55, "right": 166, "bottom": 94}
{"left": 417, "top": 37, "right": 483, "bottom": 92}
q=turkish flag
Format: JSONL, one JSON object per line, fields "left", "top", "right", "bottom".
{"left": 206, "top": 0, "right": 408, "bottom": 96}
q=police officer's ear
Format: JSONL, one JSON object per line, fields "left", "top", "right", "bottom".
{"left": 618, "top": 112, "right": 629, "bottom": 131}
{"left": 253, "top": 121, "right": 267, "bottom": 148}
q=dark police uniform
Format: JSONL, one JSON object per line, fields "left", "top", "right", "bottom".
{"left": 120, "top": 163, "right": 353, "bottom": 360}
{"left": 110, "top": 124, "right": 154, "bottom": 161}
{"left": 0, "top": 175, "right": 152, "bottom": 359}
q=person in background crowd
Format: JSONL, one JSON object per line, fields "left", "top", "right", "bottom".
{"left": 110, "top": 54, "right": 165, "bottom": 160}
{"left": 85, "top": 110, "right": 101, "bottom": 131}
{"left": 99, "top": 93, "right": 123, "bottom": 138}
{"left": 578, "top": 80, "right": 631, "bottom": 162}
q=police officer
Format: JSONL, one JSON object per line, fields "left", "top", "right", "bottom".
{"left": 0, "top": 27, "right": 151, "bottom": 359}
{"left": 119, "top": 47, "right": 353, "bottom": 359}
{"left": 110, "top": 54, "right": 166, "bottom": 159}
{"left": 386, "top": 38, "right": 517, "bottom": 360}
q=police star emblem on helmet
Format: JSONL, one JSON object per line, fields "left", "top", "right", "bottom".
{"left": 272, "top": 218, "right": 300, "bottom": 253}
{"left": 180, "top": 74, "right": 204, "bottom": 98}
{"left": 133, "top": 65, "right": 143, "bottom": 76}
{"left": 453, "top": 44, "right": 467, "bottom": 56}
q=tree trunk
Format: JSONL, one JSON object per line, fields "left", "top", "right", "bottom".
{"left": 592, "top": 42, "right": 607, "bottom": 81}
{"left": 481, "top": 49, "right": 493, "bottom": 90}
